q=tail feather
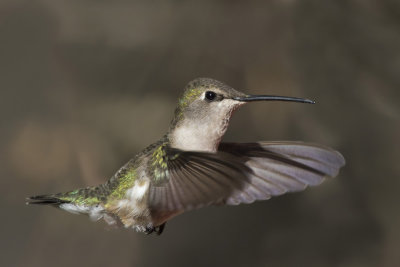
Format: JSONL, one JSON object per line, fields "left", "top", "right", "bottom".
{"left": 27, "top": 188, "right": 110, "bottom": 221}
{"left": 26, "top": 186, "right": 106, "bottom": 207}
{"left": 26, "top": 194, "right": 70, "bottom": 205}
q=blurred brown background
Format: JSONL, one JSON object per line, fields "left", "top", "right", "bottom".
{"left": 1, "top": 0, "right": 399, "bottom": 266}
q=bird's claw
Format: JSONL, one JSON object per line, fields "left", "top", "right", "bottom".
{"left": 144, "top": 223, "right": 166, "bottom": 235}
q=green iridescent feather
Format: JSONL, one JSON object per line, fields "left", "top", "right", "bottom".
{"left": 150, "top": 143, "right": 180, "bottom": 184}
{"left": 57, "top": 187, "right": 105, "bottom": 206}
{"left": 107, "top": 168, "right": 137, "bottom": 200}
{"left": 171, "top": 87, "right": 203, "bottom": 128}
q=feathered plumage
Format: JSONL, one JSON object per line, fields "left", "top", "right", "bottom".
{"left": 27, "top": 78, "right": 345, "bottom": 235}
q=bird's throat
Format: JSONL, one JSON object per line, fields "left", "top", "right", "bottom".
{"left": 168, "top": 99, "right": 244, "bottom": 152}
{"left": 168, "top": 121, "right": 223, "bottom": 152}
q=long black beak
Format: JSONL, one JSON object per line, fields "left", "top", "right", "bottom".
{"left": 233, "top": 95, "right": 315, "bottom": 104}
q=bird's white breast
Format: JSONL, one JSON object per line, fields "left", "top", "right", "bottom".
{"left": 127, "top": 180, "right": 150, "bottom": 201}
{"left": 113, "top": 177, "right": 152, "bottom": 230}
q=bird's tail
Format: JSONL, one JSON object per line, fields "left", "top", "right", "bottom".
{"left": 26, "top": 186, "right": 106, "bottom": 214}
{"left": 27, "top": 186, "right": 119, "bottom": 225}
{"left": 26, "top": 194, "right": 71, "bottom": 205}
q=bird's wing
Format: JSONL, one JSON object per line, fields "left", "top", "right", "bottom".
{"left": 147, "top": 142, "right": 345, "bottom": 212}
{"left": 218, "top": 141, "right": 345, "bottom": 205}
{"left": 148, "top": 146, "right": 251, "bottom": 212}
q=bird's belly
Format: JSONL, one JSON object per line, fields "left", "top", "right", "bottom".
{"left": 107, "top": 179, "right": 154, "bottom": 231}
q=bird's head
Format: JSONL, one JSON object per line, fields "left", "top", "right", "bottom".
{"left": 168, "top": 78, "right": 314, "bottom": 152}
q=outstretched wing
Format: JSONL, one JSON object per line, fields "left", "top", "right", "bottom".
{"left": 218, "top": 141, "right": 345, "bottom": 205}
{"left": 148, "top": 142, "right": 345, "bottom": 213}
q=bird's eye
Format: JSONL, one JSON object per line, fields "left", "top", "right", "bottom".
{"left": 205, "top": 91, "right": 217, "bottom": 101}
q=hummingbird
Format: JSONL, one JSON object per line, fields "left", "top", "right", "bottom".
{"left": 27, "top": 78, "right": 345, "bottom": 235}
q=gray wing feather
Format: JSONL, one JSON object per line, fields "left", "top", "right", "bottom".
{"left": 148, "top": 150, "right": 251, "bottom": 212}
{"left": 219, "top": 142, "right": 345, "bottom": 205}
{"left": 148, "top": 142, "right": 345, "bottom": 212}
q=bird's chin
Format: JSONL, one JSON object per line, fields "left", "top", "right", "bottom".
{"left": 215, "top": 101, "right": 245, "bottom": 146}
{"left": 226, "top": 100, "right": 246, "bottom": 121}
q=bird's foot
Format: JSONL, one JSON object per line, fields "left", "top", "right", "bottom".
{"left": 144, "top": 226, "right": 155, "bottom": 235}
{"left": 144, "top": 223, "right": 166, "bottom": 235}
{"left": 155, "top": 222, "right": 166, "bottom": 235}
